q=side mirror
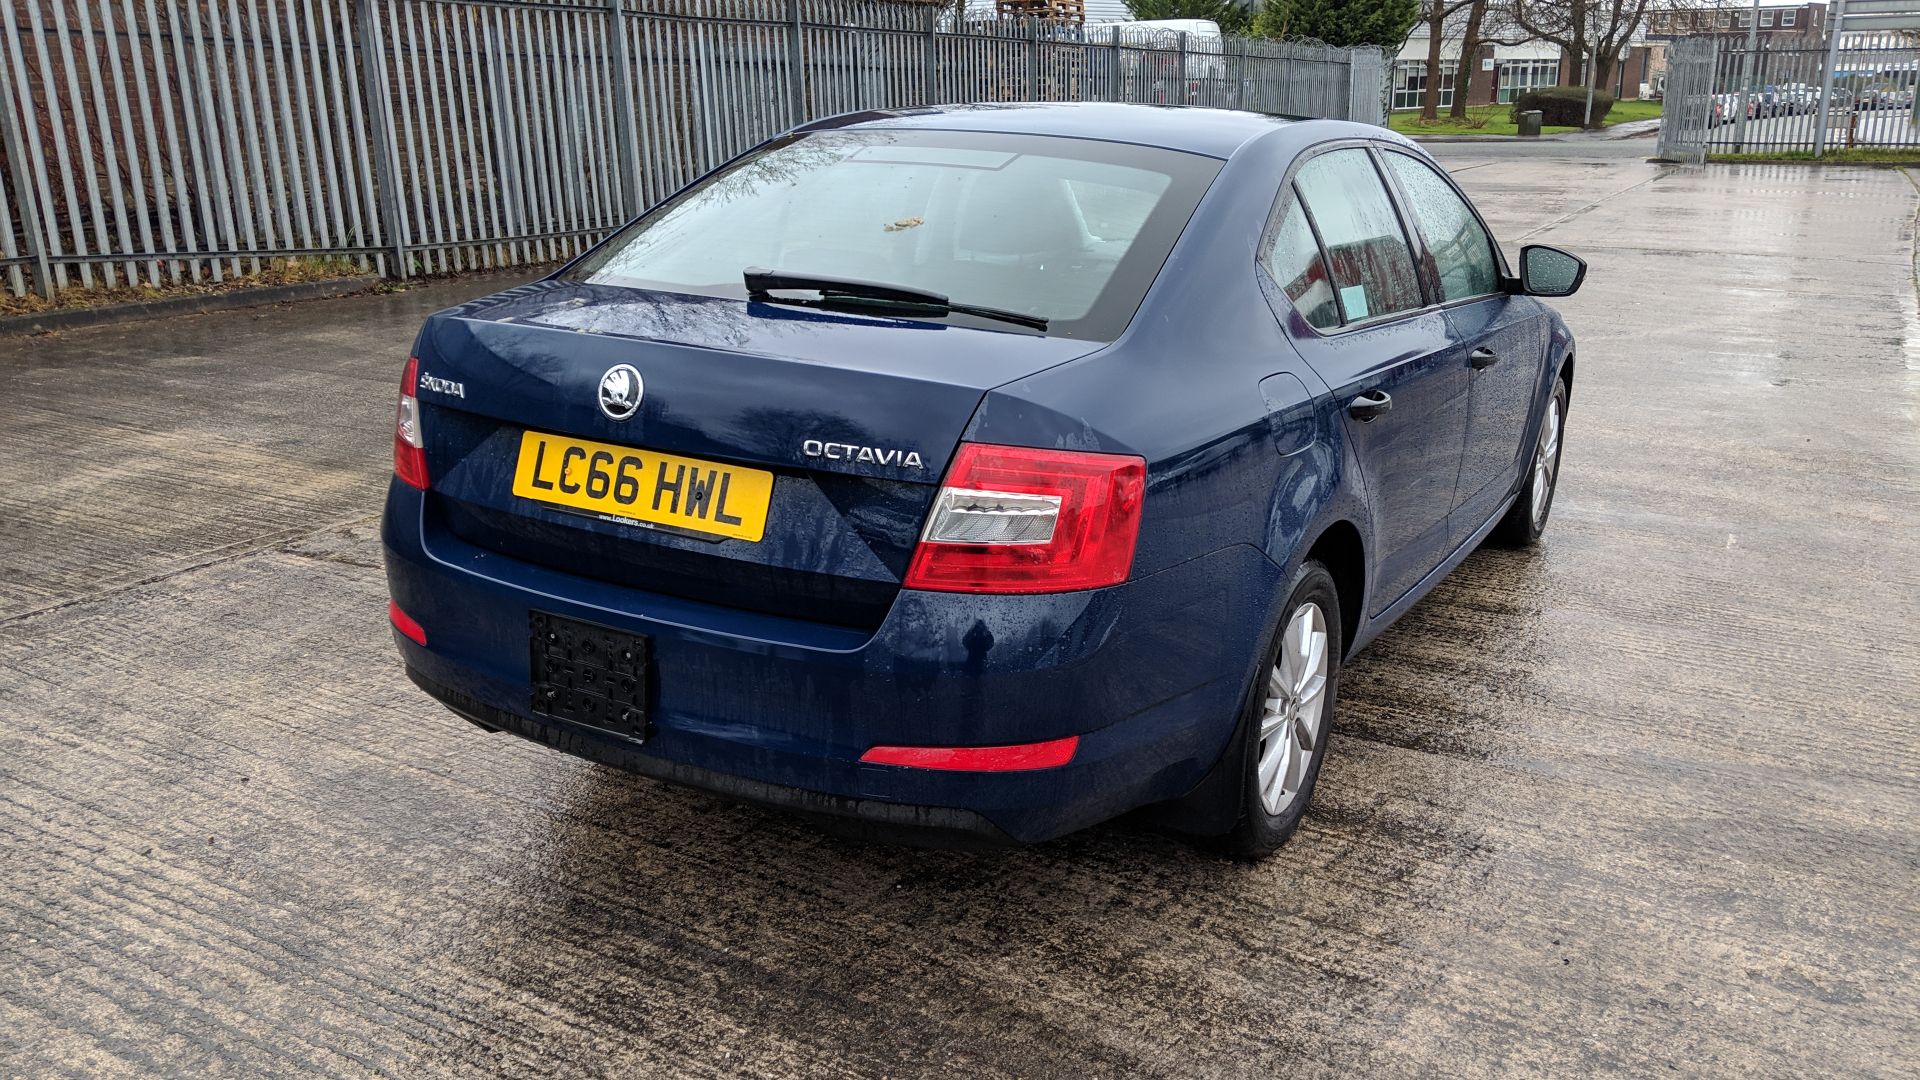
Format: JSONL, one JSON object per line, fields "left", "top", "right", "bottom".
{"left": 1518, "top": 245, "right": 1586, "bottom": 297}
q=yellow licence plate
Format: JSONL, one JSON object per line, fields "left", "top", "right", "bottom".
{"left": 510, "top": 430, "right": 773, "bottom": 542}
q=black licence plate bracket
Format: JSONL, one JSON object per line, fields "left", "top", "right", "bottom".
{"left": 529, "top": 610, "right": 650, "bottom": 741}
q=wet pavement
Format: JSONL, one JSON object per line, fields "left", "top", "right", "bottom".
{"left": 3, "top": 153, "right": 1918, "bottom": 1077}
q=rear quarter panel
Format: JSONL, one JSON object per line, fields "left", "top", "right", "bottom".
{"left": 972, "top": 124, "right": 1374, "bottom": 588}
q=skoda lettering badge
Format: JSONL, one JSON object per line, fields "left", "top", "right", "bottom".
{"left": 598, "top": 364, "right": 644, "bottom": 421}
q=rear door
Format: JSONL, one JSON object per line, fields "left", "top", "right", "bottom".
{"left": 1378, "top": 149, "right": 1547, "bottom": 540}
{"left": 1266, "top": 146, "right": 1468, "bottom": 617}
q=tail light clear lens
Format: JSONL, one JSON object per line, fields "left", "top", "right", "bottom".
{"left": 903, "top": 443, "right": 1146, "bottom": 594}
{"left": 393, "top": 356, "right": 429, "bottom": 490}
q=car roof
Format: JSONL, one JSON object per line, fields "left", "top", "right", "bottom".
{"left": 794, "top": 102, "right": 1325, "bottom": 160}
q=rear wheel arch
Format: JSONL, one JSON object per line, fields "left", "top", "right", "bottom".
{"left": 1301, "top": 520, "right": 1365, "bottom": 659}
{"left": 1559, "top": 350, "right": 1575, "bottom": 400}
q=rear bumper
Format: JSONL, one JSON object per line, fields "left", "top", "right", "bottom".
{"left": 384, "top": 480, "right": 1283, "bottom": 844}
{"left": 407, "top": 665, "right": 1017, "bottom": 845}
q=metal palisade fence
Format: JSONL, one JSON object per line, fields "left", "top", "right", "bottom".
{"left": 1658, "top": 29, "right": 1920, "bottom": 162}
{"left": 0, "top": 0, "right": 1387, "bottom": 299}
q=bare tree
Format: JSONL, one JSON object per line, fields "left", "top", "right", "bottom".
{"left": 1508, "top": 0, "right": 1654, "bottom": 123}
{"left": 1450, "top": 0, "right": 1491, "bottom": 118}
{"left": 1413, "top": 0, "right": 1482, "bottom": 120}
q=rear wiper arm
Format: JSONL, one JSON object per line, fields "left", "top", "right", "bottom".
{"left": 743, "top": 267, "right": 1048, "bottom": 331}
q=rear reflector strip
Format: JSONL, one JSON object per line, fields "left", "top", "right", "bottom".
{"left": 859, "top": 735, "right": 1079, "bottom": 772}
{"left": 388, "top": 600, "right": 427, "bottom": 646}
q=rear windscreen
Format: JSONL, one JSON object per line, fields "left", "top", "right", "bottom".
{"left": 563, "top": 128, "right": 1222, "bottom": 341}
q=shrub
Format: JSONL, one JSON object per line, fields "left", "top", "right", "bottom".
{"left": 1511, "top": 86, "right": 1615, "bottom": 127}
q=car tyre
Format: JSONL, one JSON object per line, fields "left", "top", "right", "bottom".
{"left": 1487, "top": 373, "right": 1568, "bottom": 548}
{"left": 1220, "top": 561, "right": 1343, "bottom": 860}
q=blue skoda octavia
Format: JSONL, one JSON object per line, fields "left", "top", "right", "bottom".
{"left": 384, "top": 103, "right": 1583, "bottom": 857}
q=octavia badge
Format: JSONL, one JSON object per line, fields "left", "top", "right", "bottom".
{"left": 597, "top": 364, "right": 644, "bottom": 421}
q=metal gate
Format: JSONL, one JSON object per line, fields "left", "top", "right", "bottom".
{"left": 1658, "top": 36, "right": 1719, "bottom": 164}
{"left": 1658, "top": 25, "right": 1920, "bottom": 160}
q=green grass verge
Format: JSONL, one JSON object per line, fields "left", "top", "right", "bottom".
{"left": 1707, "top": 148, "right": 1920, "bottom": 165}
{"left": 1604, "top": 100, "right": 1665, "bottom": 125}
{"left": 1388, "top": 99, "right": 1662, "bottom": 137}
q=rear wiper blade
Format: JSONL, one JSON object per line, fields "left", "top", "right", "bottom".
{"left": 742, "top": 267, "right": 1048, "bottom": 331}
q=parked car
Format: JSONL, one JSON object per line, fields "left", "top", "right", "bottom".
{"left": 1711, "top": 93, "right": 1748, "bottom": 125}
{"left": 383, "top": 104, "right": 1583, "bottom": 857}
{"left": 1861, "top": 86, "right": 1914, "bottom": 110}
{"left": 1804, "top": 87, "right": 1850, "bottom": 112}
{"left": 1756, "top": 86, "right": 1783, "bottom": 117}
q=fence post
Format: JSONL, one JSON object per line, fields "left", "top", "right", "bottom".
{"left": 787, "top": 0, "right": 805, "bottom": 123}
{"left": 1028, "top": 19, "right": 1041, "bottom": 99}
{"left": 1110, "top": 28, "right": 1122, "bottom": 101}
{"left": 1813, "top": 0, "right": 1846, "bottom": 158}
{"left": 604, "top": 0, "right": 640, "bottom": 218}
{"left": 1732, "top": 0, "right": 1761, "bottom": 151}
{"left": 1177, "top": 31, "right": 1187, "bottom": 106}
{"left": 923, "top": 5, "right": 938, "bottom": 106}
{"left": 1231, "top": 38, "right": 1243, "bottom": 112}
{"left": 0, "top": 38, "right": 52, "bottom": 299}
{"left": 354, "top": 0, "right": 408, "bottom": 277}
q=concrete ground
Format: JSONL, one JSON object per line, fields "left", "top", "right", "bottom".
{"left": 3, "top": 147, "right": 1917, "bottom": 1077}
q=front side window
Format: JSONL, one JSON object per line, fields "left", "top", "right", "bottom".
{"left": 1261, "top": 196, "right": 1340, "bottom": 330}
{"left": 565, "top": 129, "right": 1221, "bottom": 341}
{"left": 1381, "top": 152, "right": 1501, "bottom": 302}
{"left": 1291, "top": 149, "right": 1424, "bottom": 324}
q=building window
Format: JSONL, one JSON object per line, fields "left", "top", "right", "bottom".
{"left": 1761, "top": 11, "right": 1773, "bottom": 25}
{"left": 1781, "top": 9, "right": 1795, "bottom": 26}
{"left": 1497, "top": 59, "right": 1560, "bottom": 104}
{"left": 1718, "top": 11, "right": 1731, "bottom": 27}
{"left": 1392, "top": 60, "right": 1456, "bottom": 111}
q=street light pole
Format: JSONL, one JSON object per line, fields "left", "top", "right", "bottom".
{"left": 1814, "top": 0, "right": 1848, "bottom": 157}
{"left": 1732, "top": 0, "right": 1763, "bottom": 151}
{"left": 1584, "top": 47, "right": 1597, "bottom": 126}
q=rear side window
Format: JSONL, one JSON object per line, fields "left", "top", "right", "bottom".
{"left": 1261, "top": 198, "right": 1341, "bottom": 330}
{"left": 1381, "top": 152, "right": 1501, "bottom": 302}
{"left": 1291, "top": 149, "right": 1424, "bottom": 323}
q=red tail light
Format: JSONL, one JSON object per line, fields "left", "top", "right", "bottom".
{"left": 860, "top": 735, "right": 1079, "bottom": 772}
{"left": 902, "top": 443, "right": 1145, "bottom": 594}
{"left": 388, "top": 600, "right": 427, "bottom": 646}
{"left": 393, "top": 356, "right": 429, "bottom": 490}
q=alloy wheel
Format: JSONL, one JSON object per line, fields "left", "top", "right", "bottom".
{"left": 1531, "top": 395, "right": 1562, "bottom": 527}
{"left": 1256, "top": 602, "right": 1329, "bottom": 817}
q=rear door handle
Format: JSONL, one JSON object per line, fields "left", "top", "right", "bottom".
{"left": 1469, "top": 348, "right": 1500, "bottom": 370}
{"left": 1347, "top": 390, "right": 1392, "bottom": 421}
